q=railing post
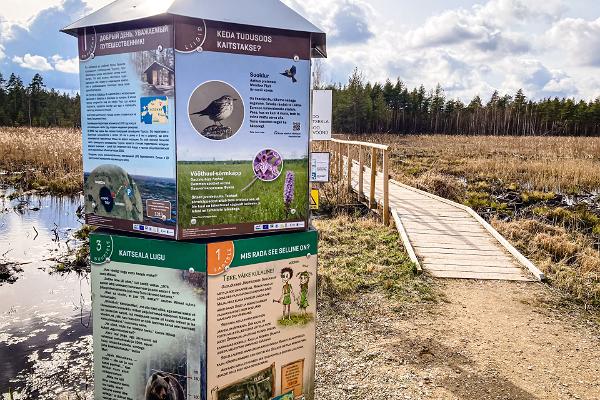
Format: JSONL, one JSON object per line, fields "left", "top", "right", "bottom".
{"left": 369, "top": 147, "right": 377, "bottom": 209}
{"left": 358, "top": 145, "right": 364, "bottom": 199}
{"left": 337, "top": 141, "right": 343, "bottom": 180}
{"left": 382, "top": 149, "right": 390, "bottom": 225}
{"left": 346, "top": 144, "right": 352, "bottom": 193}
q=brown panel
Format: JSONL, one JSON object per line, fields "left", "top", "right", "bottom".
{"left": 175, "top": 17, "right": 311, "bottom": 60}
{"left": 79, "top": 23, "right": 173, "bottom": 59}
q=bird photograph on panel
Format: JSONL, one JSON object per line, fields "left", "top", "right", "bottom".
{"left": 188, "top": 81, "right": 243, "bottom": 140}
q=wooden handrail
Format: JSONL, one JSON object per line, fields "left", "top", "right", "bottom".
{"left": 328, "top": 139, "right": 391, "bottom": 226}
{"left": 331, "top": 138, "right": 390, "bottom": 151}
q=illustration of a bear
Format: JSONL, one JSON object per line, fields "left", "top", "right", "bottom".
{"left": 145, "top": 372, "right": 185, "bottom": 400}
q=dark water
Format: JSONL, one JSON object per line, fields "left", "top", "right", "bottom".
{"left": 0, "top": 188, "right": 93, "bottom": 399}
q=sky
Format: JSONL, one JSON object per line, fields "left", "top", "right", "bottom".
{"left": 0, "top": 0, "right": 599, "bottom": 101}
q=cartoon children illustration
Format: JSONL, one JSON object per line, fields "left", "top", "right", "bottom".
{"left": 274, "top": 267, "right": 296, "bottom": 320}
{"left": 297, "top": 271, "right": 312, "bottom": 316}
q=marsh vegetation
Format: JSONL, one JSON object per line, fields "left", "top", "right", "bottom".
{"left": 0, "top": 128, "right": 82, "bottom": 196}
{"left": 343, "top": 133, "right": 600, "bottom": 305}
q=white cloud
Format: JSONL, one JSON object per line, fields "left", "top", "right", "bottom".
{"left": 546, "top": 17, "right": 600, "bottom": 67}
{"left": 284, "top": 0, "right": 374, "bottom": 44}
{"left": 0, "top": 0, "right": 63, "bottom": 25}
{"left": 0, "top": 44, "right": 5, "bottom": 61}
{"left": 0, "top": 0, "right": 596, "bottom": 101}
{"left": 282, "top": 0, "right": 599, "bottom": 101}
{"left": 475, "top": 0, "right": 567, "bottom": 24}
{"left": 500, "top": 58, "right": 580, "bottom": 98}
{"left": 406, "top": 1, "right": 551, "bottom": 55}
{"left": 12, "top": 53, "right": 53, "bottom": 71}
{"left": 84, "top": 0, "right": 113, "bottom": 13}
{"left": 51, "top": 54, "right": 79, "bottom": 74}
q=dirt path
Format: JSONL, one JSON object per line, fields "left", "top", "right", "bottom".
{"left": 315, "top": 280, "right": 600, "bottom": 400}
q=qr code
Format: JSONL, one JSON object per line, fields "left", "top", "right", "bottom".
{"left": 293, "top": 122, "right": 301, "bottom": 131}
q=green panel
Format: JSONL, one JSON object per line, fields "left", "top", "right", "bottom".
{"left": 90, "top": 233, "right": 206, "bottom": 271}
{"left": 231, "top": 229, "right": 318, "bottom": 267}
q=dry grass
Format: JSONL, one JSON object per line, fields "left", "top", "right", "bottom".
{"left": 338, "top": 133, "right": 600, "bottom": 305}
{"left": 342, "top": 134, "right": 600, "bottom": 193}
{"left": 493, "top": 218, "right": 600, "bottom": 305}
{"left": 314, "top": 214, "right": 434, "bottom": 302}
{"left": 413, "top": 171, "right": 466, "bottom": 203}
{"left": 0, "top": 127, "right": 82, "bottom": 195}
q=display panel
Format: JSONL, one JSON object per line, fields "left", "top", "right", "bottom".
{"left": 175, "top": 18, "right": 311, "bottom": 239}
{"left": 79, "top": 24, "right": 177, "bottom": 238}
{"left": 90, "top": 233, "right": 207, "bottom": 400}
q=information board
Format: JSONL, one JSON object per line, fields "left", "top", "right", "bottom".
{"left": 90, "top": 230, "right": 318, "bottom": 400}
{"left": 79, "top": 24, "right": 177, "bottom": 237}
{"left": 175, "top": 18, "right": 311, "bottom": 239}
{"left": 310, "top": 152, "right": 330, "bottom": 182}
{"left": 311, "top": 90, "right": 332, "bottom": 141}
{"left": 206, "top": 231, "right": 318, "bottom": 400}
{"left": 90, "top": 234, "right": 206, "bottom": 400}
{"left": 76, "top": 19, "right": 314, "bottom": 240}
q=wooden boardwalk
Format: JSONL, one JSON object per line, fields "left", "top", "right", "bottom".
{"left": 347, "top": 160, "right": 544, "bottom": 281}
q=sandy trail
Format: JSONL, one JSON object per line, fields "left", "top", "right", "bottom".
{"left": 315, "top": 280, "right": 600, "bottom": 400}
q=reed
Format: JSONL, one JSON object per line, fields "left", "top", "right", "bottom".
{"left": 340, "top": 133, "right": 600, "bottom": 306}
{"left": 0, "top": 127, "right": 82, "bottom": 195}
{"left": 342, "top": 134, "right": 600, "bottom": 193}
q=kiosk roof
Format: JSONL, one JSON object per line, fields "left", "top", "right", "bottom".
{"left": 61, "top": 0, "right": 326, "bottom": 57}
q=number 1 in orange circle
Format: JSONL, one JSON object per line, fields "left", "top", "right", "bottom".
{"left": 207, "top": 241, "right": 234, "bottom": 276}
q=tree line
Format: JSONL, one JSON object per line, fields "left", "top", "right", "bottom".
{"left": 2, "top": 69, "right": 600, "bottom": 135}
{"left": 325, "top": 69, "right": 600, "bottom": 136}
{"left": 0, "top": 72, "right": 80, "bottom": 127}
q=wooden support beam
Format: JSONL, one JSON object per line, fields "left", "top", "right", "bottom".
{"left": 358, "top": 145, "right": 364, "bottom": 199}
{"left": 392, "top": 209, "right": 422, "bottom": 273}
{"left": 369, "top": 147, "right": 377, "bottom": 209}
{"left": 383, "top": 149, "right": 390, "bottom": 225}
{"left": 346, "top": 143, "right": 352, "bottom": 193}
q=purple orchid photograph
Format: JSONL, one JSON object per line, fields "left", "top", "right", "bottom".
{"left": 283, "top": 171, "right": 295, "bottom": 214}
{"left": 253, "top": 149, "right": 283, "bottom": 182}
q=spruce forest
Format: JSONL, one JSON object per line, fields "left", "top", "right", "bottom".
{"left": 325, "top": 69, "right": 600, "bottom": 136}
{"left": 1, "top": 69, "right": 600, "bottom": 135}
{"left": 0, "top": 72, "right": 80, "bottom": 127}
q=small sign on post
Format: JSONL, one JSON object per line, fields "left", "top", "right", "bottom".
{"left": 310, "top": 189, "right": 319, "bottom": 210}
{"left": 311, "top": 89, "right": 332, "bottom": 141}
{"left": 310, "top": 152, "right": 330, "bottom": 182}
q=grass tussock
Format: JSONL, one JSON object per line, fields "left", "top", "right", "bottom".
{"left": 54, "top": 225, "right": 94, "bottom": 274}
{"left": 277, "top": 313, "right": 315, "bottom": 327}
{"left": 414, "top": 171, "right": 466, "bottom": 202}
{"left": 492, "top": 218, "right": 600, "bottom": 305}
{"left": 314, "top": 214, "right": 434, "bottom": 302}
{"left": 0, "top": 127, "right": 82, "bottom": 195}
{"left": 337, "top": 133, "right": 600, "bottom": 305}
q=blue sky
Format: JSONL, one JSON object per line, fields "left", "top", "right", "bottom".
{"left": 0, "top": 0, "right": 599, "bottom": 101}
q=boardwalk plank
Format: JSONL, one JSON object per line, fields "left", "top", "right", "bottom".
{"left": 427, "top": 270, "right": 532, "bottom": 281}
{"left": 425, "top": 261, "right": 522, "bottom": 270}
{"left": 346, "top": 159, "right": 538, "bottom": 282}
{"left": 426, "top": 264, "right": 526, "bottom": 274}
